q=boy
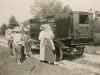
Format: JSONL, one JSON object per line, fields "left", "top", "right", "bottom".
{"left": 12, "top": 27, "right": 23, "bottom": 64}
{"left": 23, "top": 28, "right": 31, "bottom": 58}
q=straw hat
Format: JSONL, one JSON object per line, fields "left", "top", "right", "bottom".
{"left": 12, "top": 27, "right": 21, "bottom": 32}
{"left": 40, "top": 24, "right": 51, "bottom": 30}
{"left": 40, "top": 24, "right": 46, "bottom": 30}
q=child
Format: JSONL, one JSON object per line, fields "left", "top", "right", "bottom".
{"left": 23, "top": 28, "right": 31, "bottom": 58}
{"left": 12, "top": 27, "right": 23, "bottom": 64}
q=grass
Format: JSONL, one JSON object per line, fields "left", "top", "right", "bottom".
{"left": 0, "top": 51, "right": 9, "bottom": 75}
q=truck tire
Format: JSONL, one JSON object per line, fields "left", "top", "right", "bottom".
{"left": 54, "top": 42, "right": 63, "bottom": 61}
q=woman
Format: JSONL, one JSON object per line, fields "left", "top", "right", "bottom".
{"left": 39, "top": 24, "right": 56, "bottom": 64}
{"left": 39, "top": 24, "right": 46, "bottom": 61}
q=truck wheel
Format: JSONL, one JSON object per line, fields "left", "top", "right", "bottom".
{"left": 75, "top": 47, "right": 84, "bottom": 56}
{"left": 55, "top": 43, "right": 63, "bottom": 61}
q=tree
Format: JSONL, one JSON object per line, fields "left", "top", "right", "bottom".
{"left": 0, "top": 23, "right": 8, "bottom": 35}
{"left": 8, "top": 16, "right": 19, "bottom": 29}
{"left": 55, "top": 5, "right": 72, "bottom": 19}
{"left": 31, "top": 0, "right": 63, "bottom": 18}
{"left": 63, "top": 5, "right": 72, "bottom": 17}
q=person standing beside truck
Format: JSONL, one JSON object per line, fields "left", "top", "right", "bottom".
{"left": 5, "top": 28, "right": 13, "bottom": 56}
{"left": 43, "top": 24, "right": 56, "bottom": 64}
{"left": 39, "top": 24, "right": 46, "bottom": 62}
{"left": 22, "top": 27, "right": 31, "bottom": 58}
{"left": 39, "top": 24, "right": 57, "bottom": 64}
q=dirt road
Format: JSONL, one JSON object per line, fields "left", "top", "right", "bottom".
{"left": 0, "top": 37, "right": 100, "bottom": 75}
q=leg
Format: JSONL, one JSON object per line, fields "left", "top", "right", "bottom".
{"left": 14, "top": 45, "right": 22, "bottom": 64}
{"left": 8, "top": 40, "right": 14, "bottom": 56}
{"left": 25, "top": 43, "right": 31, "bottom": 57}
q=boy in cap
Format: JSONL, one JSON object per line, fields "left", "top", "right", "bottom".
{"left": 12, "top": 27, "right": 23, "bottom": 64}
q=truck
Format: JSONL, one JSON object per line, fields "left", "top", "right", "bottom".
{"left": 23, "top": 11, "right": 93, "bottom": 61}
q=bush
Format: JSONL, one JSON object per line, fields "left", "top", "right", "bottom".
{"left": 0, "top": 23, "right": 8, "bottom": 35}
{"left": 94, "top": 33, "right": 100, "bottom": 45}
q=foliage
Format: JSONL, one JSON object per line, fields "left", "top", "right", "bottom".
{"left": 8, "top": 16, "right": 19, "bottom": 29}
{"left": 0, "top": 23, "right": 8, "bottom": 35}
{"left": 55, "top": 5, "right": 72, "bottom": 19}
{"left": 31, "top": 0, "right": 63, "bottom": 18}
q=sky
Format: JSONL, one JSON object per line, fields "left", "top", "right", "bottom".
{"left": 0, "top": 0, "right": 100, "bottom": 26}
{"left": 0, "top": 0, "right": 34, "bottom": 26}
{"left": 61, "top": 0, "right": 100, "bottom": 11}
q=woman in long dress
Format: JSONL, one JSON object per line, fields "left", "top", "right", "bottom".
{"left": 44, "top": 27, "right": 56, "bottom": 64}
{"left": 39, "top": 24, "right": 56, "bottom": 64}
{"left": 39, "top": 24, "right": 47, "bottom": 61}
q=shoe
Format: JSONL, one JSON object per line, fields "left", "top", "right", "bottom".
{"left": 17, "top": 62, "right": 22, "bottom": 64}
{"left": 48, "top": 61, "right": 50, "bottom": 64}
{"left": 26, "top": 56, "right": 28, "bottom": 58}
{"left": 54, "top": 62, "right": 59, "bottom": 65}
{"left": 17, "top": 59, "right": 21, "bottom": 64}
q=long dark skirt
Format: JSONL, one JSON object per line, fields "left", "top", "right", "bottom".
{"left": 44, "top": 40, "right": 56, "bottom": 63}
{"left": 24, "top": 42, "right": 31, "bottom": 56}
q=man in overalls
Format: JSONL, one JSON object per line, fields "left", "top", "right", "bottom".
{"left": 12, "top": 27, "right": 23, "bottom": 64}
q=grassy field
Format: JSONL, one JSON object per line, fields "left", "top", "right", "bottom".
{"left": 0, "top": 45, "right": 76, "bottom": 75}
{"left": 0, "top": 36, "right": 100, "bottom": 75}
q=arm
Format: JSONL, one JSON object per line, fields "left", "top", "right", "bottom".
{"left": 48, "top": 30, "right": 55, "bottom": 50}
{"left": 50, "top": 31, "right": 55, "bottom": 40}
{"left": 39, "top": 31, "right": 44, "bottom": 40}
{"left": 50, "top": 39, "right": 55, "bottom": 50}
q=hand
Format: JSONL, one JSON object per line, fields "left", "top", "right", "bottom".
{"left": 52, "top": 46, "right": 55, "bottom": 50}
{"left": 53, "top": 49, "right": 56, "bottom": 54}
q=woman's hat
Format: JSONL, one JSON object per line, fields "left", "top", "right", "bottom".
{"left": 40, "top": 24, "right": 51, "bottom": 30}
{"left": 40, "top": 24, "right": 46, "bottom": 30}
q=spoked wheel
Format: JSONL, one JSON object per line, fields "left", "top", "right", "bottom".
{"left": 75, "top": 47, "right": 84, "bottom": 56}
{"left": 54, "top": 42, "right": 63, "bottom": 61}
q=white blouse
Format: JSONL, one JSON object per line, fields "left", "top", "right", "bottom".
{"left": 39, "top": 30, "right": 54, "bottom": 40}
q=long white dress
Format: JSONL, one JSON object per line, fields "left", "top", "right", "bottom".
{"left": 39, "top": 30, "right": 46, "bottom": 61}
{"left": 39, "top": 29, "right": 55, "bottom": 61}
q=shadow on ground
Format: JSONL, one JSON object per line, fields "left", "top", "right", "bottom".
{"left": 62, "top": 54, "right": 85, "bottom": 61}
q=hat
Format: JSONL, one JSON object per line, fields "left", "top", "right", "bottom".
{"left": 40, "top": 24, "right": 46, "bottom": 30}
{"left": 40, "top": 24, "right": 51, "bottom": 30}
{"left": 12, "top": 27, "right": 21, "bottom": 32}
